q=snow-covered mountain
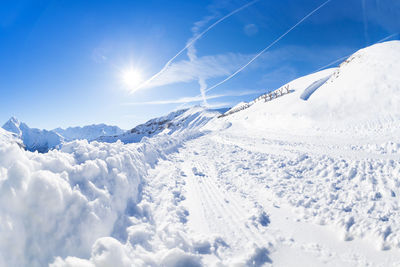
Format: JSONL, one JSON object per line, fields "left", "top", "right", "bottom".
{"left": 1, "top": 41, "right": 400, "bottom": 267}
{"left": 2, "top": 117, "right": 125, "bottom": 152}
{"left": 0, "top": 128, "right": 24, "bottom": 148}
{"left": 97, "top": 106, "right": 226, "bottom": 143}
{"left": 2, "top": 117, "right": 63, "bottom": 152}
{"left": 53, "top": 124, "right": 125, "bottom": 141}
{"left": 215, "top": 40, "right": 400, "bottom": 136}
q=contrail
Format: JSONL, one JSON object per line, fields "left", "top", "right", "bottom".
{"left": 203, "top": 0, "right": 333, "bottom": 95}
{"left": 376, "top": 32, "right": 399, "bottom": 43}
{"left": 174, "top": 0, "right": 333, "bottom": 110}
{"left": 132, "top": 0, "right": 260, "bottom": 93}
{"left": 314, "top": 55, "right": 350, "bottom": 72}
{"left": 361, "top": 0, "right": 370, "bottom": 45}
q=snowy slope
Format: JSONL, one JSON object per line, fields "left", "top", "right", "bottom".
{"left": 97, "top": 106, "right": 223, "bottom": 144}
{"left": 1, "top": 41, "right": 400, "bottom": 267}
{"left": 2, "top": 117, "right": 63, "bottom": 152}
{"left": 308, "top": 41, "right": 400, "bottom": 127}
{"left": 0, "top": 128, "right": 24, "bottom": 148}
{"left": 54, "top": 124, "right": 124, "bottom": 141}
{"left": 218, "top": 41, "right": 400, "bottom": 136}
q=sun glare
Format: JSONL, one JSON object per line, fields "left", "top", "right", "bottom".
{"left": 121, "top": 68, "right": 143, "bottom": 90}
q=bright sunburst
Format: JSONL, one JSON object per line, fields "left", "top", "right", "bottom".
{"left": 121, "top": 67, "right": 143, "bottom": 90}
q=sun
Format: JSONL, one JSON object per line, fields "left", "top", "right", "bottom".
{"left": 121, "top": 68, "right": 143, "bottom": 90}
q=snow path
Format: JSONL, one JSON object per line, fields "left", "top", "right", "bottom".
{"left": 144, "top": 130, "right": 400, "bottom": 266}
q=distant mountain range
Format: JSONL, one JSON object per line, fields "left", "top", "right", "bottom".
{"left": 97, "top": 106, "right": 227, "bottom": 144}
{"left": 1, "top": 117, "right": 124, "bottom": 152}
{"left": 1, "top": 107, "right": 227, "bottom": 152}
{"left": 4, "top": 40, "right": 400, "bottom": 154}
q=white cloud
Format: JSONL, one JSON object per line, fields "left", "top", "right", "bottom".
{"left": 141, "top": 52, "right": 253, "bottom": 89}
{"left": 139, "top": 43, "right": 353, "bottom": 95}
{"left": 135, "top": 0, "right": 259, "bottom": 94}
{"left": 122, "top": 89, "right": 263, "bottom": 106}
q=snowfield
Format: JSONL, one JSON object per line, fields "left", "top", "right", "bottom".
{"left": 1, "top": 41, "right": 400, "bottom": 266}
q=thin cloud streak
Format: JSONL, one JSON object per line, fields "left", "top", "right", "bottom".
{"left": 140, "top": 52, "right": 253, "bottom": 89}
{"left": 121, "top": 89, "right": 264, "bottom": 106}
{"left": 133, "top": 0, "right": 259, "bottom": 93}
{"left": 204, "top": 0, "right": 333, "bottom": 95}
{"left": 314, "top": 32, "right": 399, "bottom": 73}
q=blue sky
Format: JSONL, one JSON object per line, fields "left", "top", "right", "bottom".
{"left": 0, "top": 0, "right": 399, "bottom": 129}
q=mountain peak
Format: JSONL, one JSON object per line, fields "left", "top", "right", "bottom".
{"left": 3, "top": 116, "right": 22, "bottom": 136}
{"left": 5, "top": 116, "right": 20, "bottom": 126}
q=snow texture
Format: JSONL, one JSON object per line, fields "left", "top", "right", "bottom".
{"left": 299, "top": 75, "right": 330, "bottom": 101}
{"left": 97, "top": 106, "right": 221, "bottom": 144}
{"left": 1, "top": 41, "right": 400, "bottom": 266}
{"left": 0, "top": 135, "right": 183, "bottom": 266}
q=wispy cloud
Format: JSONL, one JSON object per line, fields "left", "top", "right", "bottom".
{"left": 121, "top": 89, "right": 263, "bottom": 106}
{"left": 202, "top": 0, "right": 333, "bottom": 95}
{"left": 141, "top": 52, "right": 253, "bottom": 89}
{"left": 134, "top": 0, "right": 259, "bottom": 93}
{"left": 142, "top": 0, "right": 334, "bottom": 97}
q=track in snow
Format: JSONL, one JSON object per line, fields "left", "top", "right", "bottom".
{"left": 144, "top": 131, "right": 400, "bottom": 266}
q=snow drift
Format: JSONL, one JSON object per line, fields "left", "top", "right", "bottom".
{"left": 1, "top": 41, "right": 400, "bottom": 266}
{"left": 0, "top": 135, "right": 182, "bottom": 267}
{"left": 218, "top": 40, "right": 400, "bottom": 135}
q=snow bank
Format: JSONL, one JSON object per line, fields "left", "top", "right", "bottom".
{"left": 217, "top": 41, "right": 400, "bottom": 135}
{"left": 307, "top": 40, "right": 400, "bottom": 125}
{"left": 0, "top": 135, "right": 181, "bottom": 266}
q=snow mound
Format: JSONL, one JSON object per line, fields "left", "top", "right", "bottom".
{"left": 0, "top": 134, "right": 183, "bottom": 267}
{"left": 54, "top": 124, "right": 125, "bottom": 142}
{"left": 219, "top": 41, "right": 400, "bottom": 135}
{"left": 308, "top": 40, "right": 400, "bottom": 124}
{"left": 2, "top": 117, "right": 63, "bottom": 152}
{"left": 98, "top": 106, "right": 222, "bottom": 144}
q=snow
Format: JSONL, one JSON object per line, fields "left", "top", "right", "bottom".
{"left": 2, "top": 118, "right": 125, "bottom": 152}
{"left": 0, "top": 135, "right": 185, "bottom": 267}
{"left": 53, "top": 124, "right": 124, "bottom": 142}
{"left": 1, "top": 41, "right": 400, "bottom": 266}
{"left": 0, "top": 128, "right": 23, "bottom": 147}
{"left": 230, "top": 101, "right": 249, "bottom": 111}
{"left": 299, "top": 75, "right": 330, "bottom": 101}
{"left": 3, "top": 117, "right": 64, "bottom": 152}
{"left": 97, "top": 106, "right": 222, "bottom": 144}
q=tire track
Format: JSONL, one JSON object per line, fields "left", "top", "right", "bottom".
{"left": 182, "top": 146, "right": 274, "bottom": 251}
{"left": 200, "top": 150, "right": 276, "bottom": 247}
